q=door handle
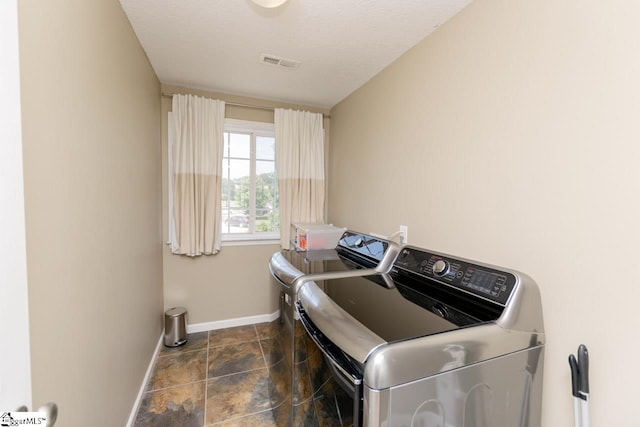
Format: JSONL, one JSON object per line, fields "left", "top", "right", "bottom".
{"left": 13, "top": 402, "right": 58, "bottom": 426}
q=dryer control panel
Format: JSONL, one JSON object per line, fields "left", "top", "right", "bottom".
{"left": 336, "top": 231, "right": 389, "bottom": 264}
{"left": 393, "top": 246, "right": 517, "bottom": 306}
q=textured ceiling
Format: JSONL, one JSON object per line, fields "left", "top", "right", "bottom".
{"left": 120, "top": 0, "right": 472, "bottom": 109}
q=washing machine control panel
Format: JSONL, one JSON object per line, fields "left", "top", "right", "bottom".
{"left": 393, "top": 246, "right": 517, "bottom": 306}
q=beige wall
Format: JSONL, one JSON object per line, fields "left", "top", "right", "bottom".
{"left": 161, "top": 84, "right": 330, "bottom": 324}
{"left": 18, "top": 0, "right": 163, "bottom": 425}
{"left": 329, "top": 0, "right": 640, "bottom": 426}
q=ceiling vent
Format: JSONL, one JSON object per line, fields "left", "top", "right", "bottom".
{"left": 260, "top": 53, "right": 301, "bottom": 70}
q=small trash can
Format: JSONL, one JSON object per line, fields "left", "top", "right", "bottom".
{"left": 164, "top": 307, "right": 187, "bottom": 347}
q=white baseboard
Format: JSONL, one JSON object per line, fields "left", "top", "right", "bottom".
{"left": 126, "top": 332, "right": 163, "bottom": 427}
{"left": 187, "top": 310, "right": 280, "bottom": 333}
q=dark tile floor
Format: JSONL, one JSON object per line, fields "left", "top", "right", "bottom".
{"left": 133, "top": 323, "right": 282, "bottom": 427}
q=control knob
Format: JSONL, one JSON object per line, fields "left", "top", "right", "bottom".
{"left": 433, "top": 303, "right": 449, "bottom": 319}
{"left": 433, "top": 259, "right": 449, "bottom": 276}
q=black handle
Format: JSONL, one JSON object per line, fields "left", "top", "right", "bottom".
{"left": 568, "top": 354, "right": 580, "bottom": 398}
{"left": 578, "top": 344, "right": 589, "bottom": 394}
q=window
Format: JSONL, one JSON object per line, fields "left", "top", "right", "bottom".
{"left": 221, "top": 119, "right": 279, "bottom": 242}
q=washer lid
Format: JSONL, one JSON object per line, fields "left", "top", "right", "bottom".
{"left": 298, "top": 274, "right": 460, "bottom": 364}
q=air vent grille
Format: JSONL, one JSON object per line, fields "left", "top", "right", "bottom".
{"left": 260, "top": 53, "right": 301, "bottom": 70}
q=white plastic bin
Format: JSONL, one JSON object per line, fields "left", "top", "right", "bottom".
{"left": 292, "top": 224, "right": 346, "bottom": 251}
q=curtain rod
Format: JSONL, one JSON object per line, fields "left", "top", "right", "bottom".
{"left": 161, "top": 92, "right": 330, "bottom": 119}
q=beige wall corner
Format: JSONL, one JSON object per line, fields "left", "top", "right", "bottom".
{"left": 329, "top": 1, "right": 640, "bottom": 426}
{"left": 18, "top": 0, "right": 163, "bottom": 424}
{"left": 162, "top": 245, "right": 280, "bottom": 323}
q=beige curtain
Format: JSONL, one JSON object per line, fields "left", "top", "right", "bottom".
{"left": 169, "top": 94, "right": 225, "bottom": 256}
{"left": 275, "top": 108, "right": 325, "bottom": 249}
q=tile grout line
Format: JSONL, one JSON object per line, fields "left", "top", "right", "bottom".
{"left": 146, "top": 379, "right": 207, "bottom": 394}
{"left": 145, "top": 344, "right": 209, "bottom": 393}
{"left": 208, "top": 365, "right": 270, "bottom": 381}
{"left": 141, "top": 324, "right": 279, "bottom": 426}
{"left": 207, "top": 324, "right": 272, "bottom": 426}
{"left": 209, "top": 336, "right": 261, "bottom": 349}
{"left": 254, "top": 323, "right": 277, "bottom": 424}
{"left": 157, "top": 347, "right": 204, "bottom": 358}
{"left": 255, "top": 323, "right": 277, "bottom": 424}
{"left": 205, "top": 406, "right": 276, "bottom": 427}
{"left": 255, "top": 323, "right": 270, "bottom": 374}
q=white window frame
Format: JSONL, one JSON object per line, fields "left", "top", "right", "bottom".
{"left": 221, "top": 119, "right": 279, "bottom": 246}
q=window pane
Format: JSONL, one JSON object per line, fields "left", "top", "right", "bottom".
{"left": 227, "top": 158, "right": 250, "bottom": 180}
{"left": 256, "top": 159, "right": 274, "bottom": 176}
{"left": 256, "top": 136, "right": 275, "bottom": 160}
{"left": 222, "top": 122, "right": 279, "bottom": 239}
{"left": 223, "top": 212, "right": 249, "bottom": 234}
{"left": 256, "top": 162, "right": 276, "bottom": 210}
{"left": 229, "top": 133, "right": 250, "bottom": 158}
{"left": 256, "top": 160, "right": 278, "bottom": 233}
{"left": 222, "top": 158, "right": 250, "bottom": 234}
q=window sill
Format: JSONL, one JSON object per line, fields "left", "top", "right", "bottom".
{"left": 221, "top": 235, "right": 280, "bottom": 247}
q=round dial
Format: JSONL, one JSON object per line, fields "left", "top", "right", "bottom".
{"left": 433, "top": 303, "right": 448, "bottom": 319}
{"left": 433, "top": 259, "right": 449, "bottom": 276}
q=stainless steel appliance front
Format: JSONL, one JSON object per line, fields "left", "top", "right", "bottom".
{"left": 297, "top": 246, "right": 545, "bottom": 427}
{"left": 268, "top": 231, "right": 399, "bottom": 426}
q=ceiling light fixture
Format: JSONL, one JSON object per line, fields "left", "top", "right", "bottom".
{"left": 251, "top": 0, "right": 288, "bottom": 8}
